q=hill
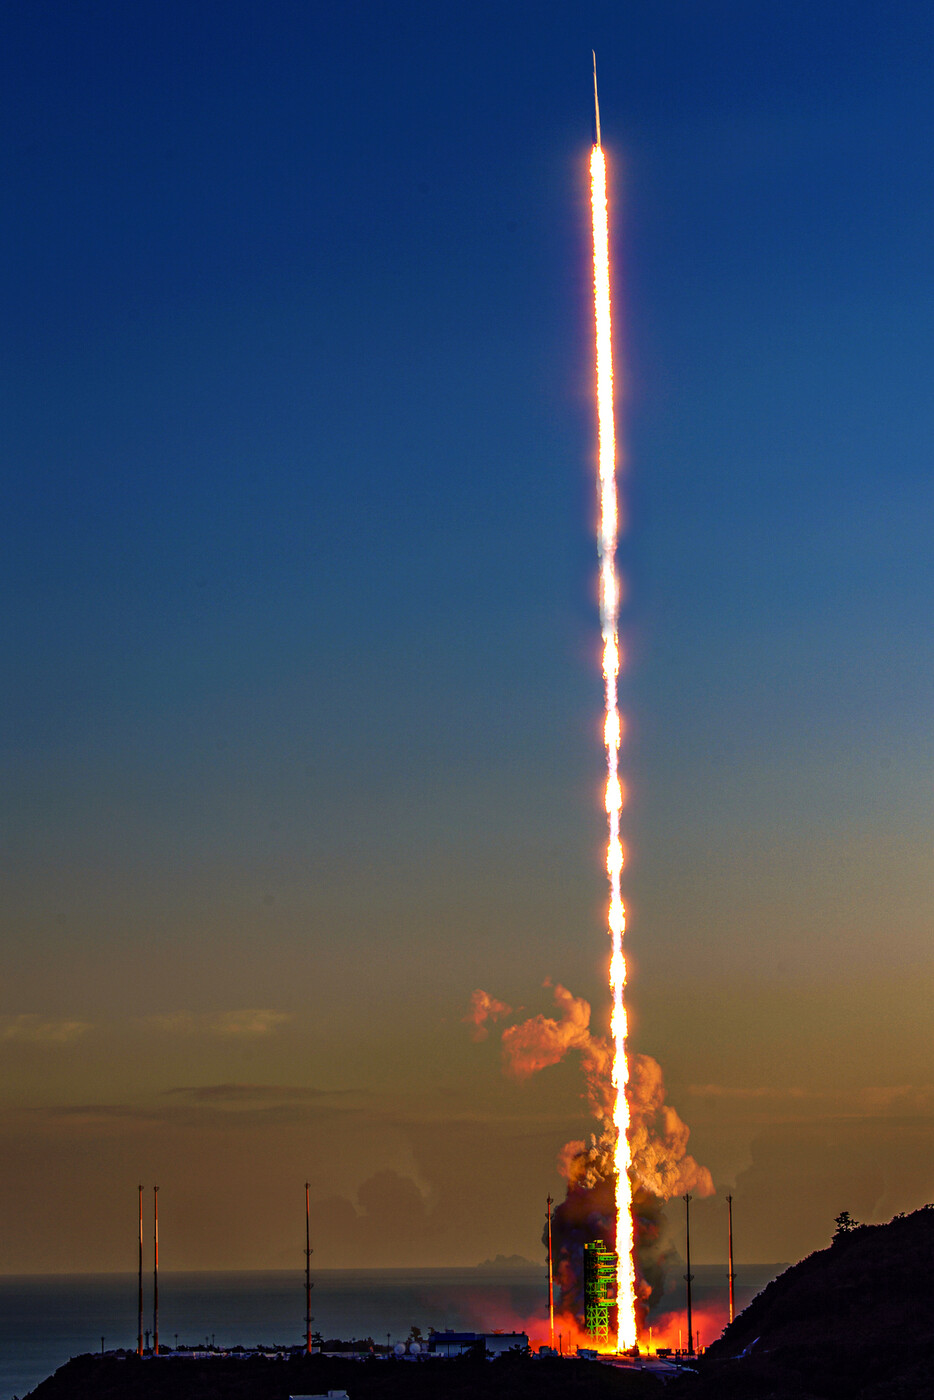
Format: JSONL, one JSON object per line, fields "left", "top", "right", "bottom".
{"left": 669, "top": 1205, "right": 934, "bottom": 1399}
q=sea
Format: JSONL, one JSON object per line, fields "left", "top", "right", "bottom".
{"left": 0, "top": 1264, "right": 783, "bottom": 1399}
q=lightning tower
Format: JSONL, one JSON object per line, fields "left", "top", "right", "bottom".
{"left": 137, "top": 1185, "right": 144, "bottom": 1357}
{"left": 152, "top": 1186, "right": 159, "bottom": 1355}
{"left": 305, "top": 1182, "right": 314, "bottom": 1354}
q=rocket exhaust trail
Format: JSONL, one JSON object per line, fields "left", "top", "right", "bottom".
{"left": 589, "top": 57, "right": 638, "bottom": 1349}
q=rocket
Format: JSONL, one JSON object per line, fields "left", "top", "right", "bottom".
{"left": 592, "top": 50, "right": 601, "bottom": 147}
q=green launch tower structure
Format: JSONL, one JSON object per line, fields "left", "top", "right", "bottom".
{"left": 583, "top": 1240, "right": 617, "bottom": 1347}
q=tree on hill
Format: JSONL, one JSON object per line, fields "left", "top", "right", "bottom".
{"left": 833, "top": 1209, "right": 860, "bottom": 1237}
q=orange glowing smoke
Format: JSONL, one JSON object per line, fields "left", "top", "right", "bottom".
{"left": 462, "top": 989, "right": 513, "bottom": 1042}
{"left": 643, "top": 1300, "right": 728, "bottom": 1356}
{"left": 590, "top": 140, "right": 637, "bottom": 1348}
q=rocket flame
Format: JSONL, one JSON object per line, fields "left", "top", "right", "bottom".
{"left": 590, "top": 142, "right": 638, "bottom": 1348}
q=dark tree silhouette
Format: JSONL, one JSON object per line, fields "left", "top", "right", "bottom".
{"left": 833, "top": 1209, "right": 860, "bottom": 1237}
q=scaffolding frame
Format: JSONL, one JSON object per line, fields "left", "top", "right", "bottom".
{"left": 583, "top": 1240, "right": 617, "bottom": 1347}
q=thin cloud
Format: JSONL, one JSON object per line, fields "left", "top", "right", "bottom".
{"left": 689, "top": 1083, "right": 934, "bottom": 1117}
{"left": 163, "top": 1083, "right": 363, "bottom": 1104}
{"left": 855, "top": 1085, "right": 934, "bottom": 1113}
{"left": 0, "top": 1014, "right": 92, "bottom": 1044}
{"left": 688, "top": 1084, "right": 812, "bottom": 1100}
{"left": 141, "top": 1009, "right": 292, "bottom": 1037}
{"left": 10, "top": 1095, "right": 352, "bottom": 1135}
{"left": 20, "top": 1103, "right": 167, "bottom": 1130}
{"left": 383, "top": 1104, "right": 590, "bottom": 1131}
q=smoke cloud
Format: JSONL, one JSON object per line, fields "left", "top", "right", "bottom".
{"left": 489, "top": 982, "right": 611, "bottom": 1119}
{"left": 463, "top": 990, "right": 512, "bottom": 1042}
{"left": 628, "top": 1054, "right": 715, "bottom": 1201}
{"left": 500, "top": 982, "right": 591, "bottom": 1078}
{"left": 470, "top": 984, "right": 712, "bottom": 1190}
{"left": 468, "top": 983, "right": 715, "bottom": 1321}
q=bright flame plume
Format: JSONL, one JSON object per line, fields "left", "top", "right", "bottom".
{"left": 590, "top": 141, "right": 638, "bottom": 1349}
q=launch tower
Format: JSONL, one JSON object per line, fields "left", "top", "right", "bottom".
{"left": 583, "top": 1240, "right": 617, "bottom": 1348}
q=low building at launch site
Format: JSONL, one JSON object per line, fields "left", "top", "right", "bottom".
{"left": 288, "top": 1392, "right": 349, "bottom": 1400}
{"left": 428, "top": 1331, "right": 529, "bottom": 1358}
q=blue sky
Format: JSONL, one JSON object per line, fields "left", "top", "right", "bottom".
{"left": 0, "top": 0, "right": 931, "bottom": 1273}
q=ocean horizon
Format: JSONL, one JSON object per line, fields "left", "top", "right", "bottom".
{"left": 0, "top": 1264, "right": 784, "bottom": 1399}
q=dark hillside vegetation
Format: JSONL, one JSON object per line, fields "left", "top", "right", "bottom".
{"left": 24, "top": 1351, "right": 662, "bottom": 1400}
{"left": 669, "top": 1206, "right": 934, "bottom": 1399}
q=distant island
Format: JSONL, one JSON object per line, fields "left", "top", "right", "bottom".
{"left": 474, "top": 1254, "right": 539, "bottom": 1271}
